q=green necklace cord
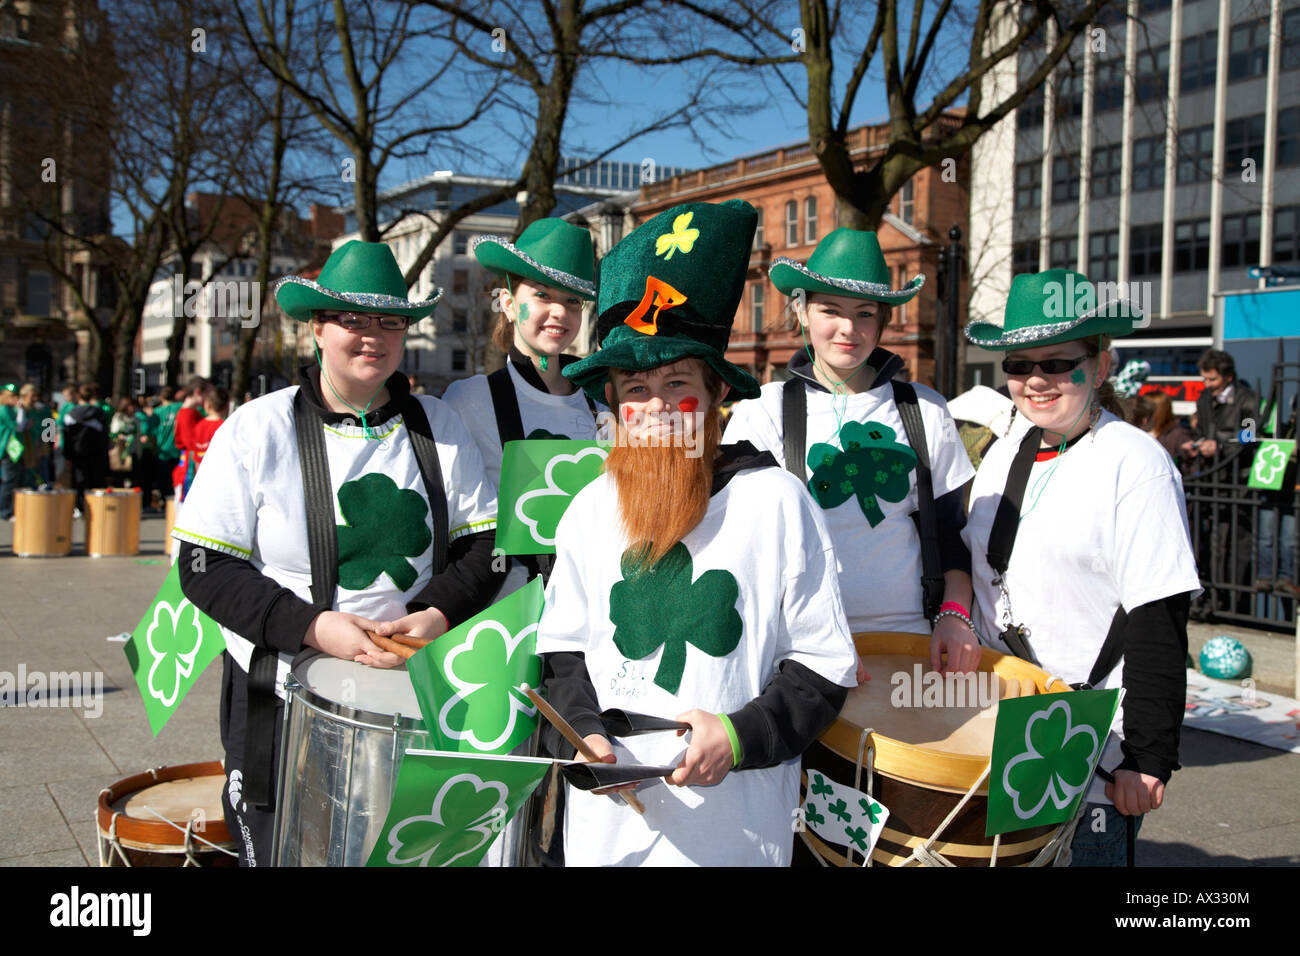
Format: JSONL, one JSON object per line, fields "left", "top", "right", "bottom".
{"left": 509, "top": 277, "right": 548, "bottom": 372}
{"left": 799, "top": 320, "right": 869, "bottom": 448}
{"left": 1021, "top": 378, "right": 1096, "bottom": 520}
{"left": 313, "top": 338, "right": 386, "bottom": 441}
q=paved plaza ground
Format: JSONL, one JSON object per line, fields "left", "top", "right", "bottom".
{"left": 1, "top": 511, "right": 1297, "bottom": 867}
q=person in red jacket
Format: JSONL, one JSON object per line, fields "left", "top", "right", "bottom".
{"left": 187, "top": 387, "right": 229, "bottom": 491}
{"left": 172, "top": 377, "right": 211, "bottom": 500}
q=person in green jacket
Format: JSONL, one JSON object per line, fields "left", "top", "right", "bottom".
{"left": 152, "top": 388, "right": 182, "bottom": 505}
{"left": 0, "top": 384, "right": 40, "bottom": 519}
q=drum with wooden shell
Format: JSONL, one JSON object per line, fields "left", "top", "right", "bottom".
{"left": 97, "top": 762, "right": 237, "bottom": 866}
{"left": 85, "top": 488, "right": 141, "bottom": 556}
{"left": 13, "top": 488, "right": 75, "bottom": 557}
{"left": 798, "top": 632, "right": 1074, "bottom": 867}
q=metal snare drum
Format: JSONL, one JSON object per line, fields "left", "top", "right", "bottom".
{"left": 272, "top": 654, "right": 433, "bottom": 867}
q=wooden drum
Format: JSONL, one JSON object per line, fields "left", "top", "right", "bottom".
{"left": 85, "top": 488, "right": 141, "bottom": 557}
{"left": 800, "top": 632, "right": 1073, "bottom": 867}
{"left": 13, "top": 489, "right": 75, "bottom": 557}
{"left": 97, "top": 762, "right": 237, "bottom": 866}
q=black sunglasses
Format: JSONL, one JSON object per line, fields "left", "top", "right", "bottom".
{"left": 1001, "top": 355, "right": 1088, "bottom": 376}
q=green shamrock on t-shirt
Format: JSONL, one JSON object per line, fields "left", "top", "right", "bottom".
{"left": 336, "top": 473, "right": 432, "bottom": 591}
{"left": 806, "top": 420, "right": 917, "bottom": 527}
{"left": 608, "top": 542, "right": 742, "bottom": 694}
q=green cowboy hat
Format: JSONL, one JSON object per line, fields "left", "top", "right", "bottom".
{"left": 769, "top": 228, "right": 925, "bottom": 303}
{"left": 964, "top": 269, "right": 1143, "bottom": 349}
{"left": 472, "top": 218, "right": 596, "bottom": 300}
{"left": 564, "top": 199, "right": 761, "bottom": 405}
{"left": 274, "top": 240, "right": 441, "bottom": 322}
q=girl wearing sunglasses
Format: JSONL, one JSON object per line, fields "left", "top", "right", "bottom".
{"left": 958, "top": 269, "right": 1199, "bottom": 866}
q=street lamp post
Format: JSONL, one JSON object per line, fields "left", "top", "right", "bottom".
{"left": 936, "top": 225, "right": 963, "bottom": 398}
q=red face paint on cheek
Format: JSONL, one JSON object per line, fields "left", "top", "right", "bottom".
{"left": 621, "top": 405, "right": 636, "bottom": 422}
{"left": 678, "top": 397, "right": 699, "bottom": 414}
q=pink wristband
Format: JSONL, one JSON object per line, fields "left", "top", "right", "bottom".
{"left": 939, "top": 601, "right": 970, "bottom": 618}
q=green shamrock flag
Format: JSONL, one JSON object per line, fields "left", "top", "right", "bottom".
{"left": 496, "top": 440, "right": 608, "bottom": 554}
{"left": 986, "top": 689, "right": 1123, "bottom": 837}
{"left": 406, "top": 576, "right": 544, "bottom": 754}
{"left": 1247, "top": 439, "right": 1295, "bottom": 491}
{"left": 367, "top": 750, "right": 552, "bottom": 867}
{"left": 609, "top": 542, "right": 742, "bottom": 694}
{"left": 336, "top": 473, "right": 432, "bottom": 591}
{"left": 122, "top": 562, "right": 226, "bottom": 735}
{"left": 799, "top": 769, "right": 890, "bottom": 860}
{"left": 806, "top": 420, "right": 917, "bottom": 526}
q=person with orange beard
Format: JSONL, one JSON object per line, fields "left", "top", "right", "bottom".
{"left": 536, "top": 200, "right": 858, "bottom": 866}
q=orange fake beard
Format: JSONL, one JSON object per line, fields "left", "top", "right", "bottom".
{"left": 603, "top": 405, "right": 722, "bottom": 569}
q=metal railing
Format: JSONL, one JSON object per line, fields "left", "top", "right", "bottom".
{"left": 1183, "top": 445, "right": 1298, "bottom": 631}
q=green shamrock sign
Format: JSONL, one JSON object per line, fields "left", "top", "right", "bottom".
{"left": 609, "top": 542, "right": 742, "bottom": 694}
{"left": 336, "top": 474, "right": 432, "bottom": 591}
{"left": 986, "top": 690, "right": 1122, "bottom": 836}
{"left": 1247, "top": 439, "right": 1295, "bottom": 491}
{"left": 406, "top": 577, "right": 545, "bottom": 754}
{"left": 497, "top": 440, "right": 609, "bottom": 554}
{"left": 806, "top": 420, "right": 917, "bottom": 526}
{"left": 369, "top": 751, "right": 551, "bottom": 867}
{"left": 123, "top": 562, "right": 227, "bottom": 735}
{"left": 798, "top": 767, "right": 890, "bottom": 858}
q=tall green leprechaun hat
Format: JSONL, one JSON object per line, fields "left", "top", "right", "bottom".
{"left": 964, "top": 269, "right": 1143, "bottom": 349}
{"left": 563, "top": 199, "right": 761, "bottom": 404}
{"left": 471, "top": 218, "right": 596, "bottom": 300}
{"left": 274, "top": 240, "right": 441, "bottom": 321}
{"left": 769, "top": 228, "right": 924, "bottom": 303}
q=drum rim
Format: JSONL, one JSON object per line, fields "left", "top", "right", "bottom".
{"left": 822, "top": 631, "right": 1070, "bottom": 792}
{"left": 96, "top": 761, "right": 233, "bottom": 847}
{"left": 86, "top": 489, "right": 142, "bottom": 497}
{"left": 289, "top": 653, "right": 429, "bottom": 733}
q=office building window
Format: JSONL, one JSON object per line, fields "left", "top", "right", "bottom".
{"left": 25, "top": 271, "right": 51, "bottom": 315}
{"left": 1277, "top": 107, "right": 1300, "bottom": 167}
{"left": 453, "top": 269, "right": 468, "bottom": 294}
{"left": 1228, "top": 20, "right": 1270, "bottom": 81}
{"left": 451, "top": 349, "right": 467, "bottom": 372}
{"left": 452, "top": 309, "right": 467, "bottom": 332}
{"left": 1089, "top": 230, "right": 1120, "bottom": 279}
{"left": 1220, "top": 211, "right": 1261, "bottom": 268}
{"left": 1130, "top": 223, "right": 1163, "bottom": 277}
{"left": 1275, "top": 206, "right": 1300, "bottom": 262}
{"left": 805, "top": 196, "right": 819, "bottom": 242}
{"left": 1050, "top": 236, "right": 1078, "bottom": 270}
{"left": 1058, "top": 71, "right": 1085, "bottom": 118}
{"left": 751, "top": 282, "right": 764, "bottom": 332}
{"left": 1091, "top": 143, "right": 1123, "bottom": 199}
{"left": 1132, "top": 135, "right": 1166, "bottom": 192}
{"left": 1225, "top": 113, "right": 1267, "bottom": 171}
{"left": 753, "top": 207, "right": 764, "bottom": 248}
{"left": 1018, "top": 84, "right": 1045, "bottom": 129}
{"left": 1174, "top": 217, "right": 1211, "bottom": 272}
{"left": 1094, "top": 58, "right": 1125, "bottom": 113}
{"left": 453, "top": 232, "right": 468, "bottom": 255}
{"left": 1177, "top": 125, "right": 1213, "bottom": 184}
{"left": 1286, "top": 8, "right": 1300, "bottom": 70}
{"left": 1015, "top": 161, "right": 1041, "bottom": 210}
{"left": 1052, "top": 154, "right": 1081, "bottom": 203}
{"left": 898, "top": 182, "right": 914, "bottom": 226}
{"left": 1013, "top": 239, "right": 1040, "bottom": 276}
{"left": 1181, "top": 33, "right": 1217, "bottom": 92}
{"left": 785, "top": 200, "right": 799, "bottom": 246}
{"left": 1136, "top": 44, "right": 1169, "bottom": 103}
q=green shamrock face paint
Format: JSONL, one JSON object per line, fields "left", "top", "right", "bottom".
{"left": 1070, "top": 368, "right": 1086, "bottom": 385}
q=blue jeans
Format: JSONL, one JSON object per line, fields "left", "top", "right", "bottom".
{"left": 1257, "top": 508, "right": 1297, "bottom": 583}
{"left": 0, "top": 458, "right": 26, "bottom": 519}
{"left": 1070, "top": 803, "right": 1144, "bottom": 867}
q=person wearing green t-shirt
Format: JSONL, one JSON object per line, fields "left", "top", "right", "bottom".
{"left": 152, "top": 388, "right": 182, "bottom": 504}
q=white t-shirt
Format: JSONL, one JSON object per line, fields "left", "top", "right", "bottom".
{"left": 963, "top": 411, "right": 1201, "bottom": 801}
{"left": 536, "top": 466, "right": 858, "bottom": 866}
{"left": 724, "top": 376, "right": 974, "bottom": 634}
{"left": 172, "top": 387, "right": 499, "bottom": 698}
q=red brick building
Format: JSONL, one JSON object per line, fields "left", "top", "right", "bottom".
{"left": 632, "top": 117, "right": 969, "bottom": 387}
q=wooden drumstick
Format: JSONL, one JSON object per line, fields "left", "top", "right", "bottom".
{"left": 524, "top": 687, "right": 646, "bottom": 815}
{"left": 389, "top": 633, "right": 434, "bottom": 650}
{"left": 365, "top": 630, "right": 416, "bottom": 660}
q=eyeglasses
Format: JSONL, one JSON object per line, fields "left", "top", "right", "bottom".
{"left": 1001, "top": 355, "right": 1088, "bottom": 376}
{"left": 320, "top": 311, "right": 411, "bottom": 332}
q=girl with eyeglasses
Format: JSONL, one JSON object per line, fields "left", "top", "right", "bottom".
{"left": 958, "top": 269, "right": 1200, "bottom": 866}
{"left": 172, "top": 241, "right": 503, "bottom": 865}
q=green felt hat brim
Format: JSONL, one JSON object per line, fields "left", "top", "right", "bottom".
{"left": 964, "top": 309, "right": 1142, "bottom": 350}
{"left": 769, "top": 260, "right": 924, "bottom": 304}
{"left": 564, "top": 333, "right": 761, "bottom": 407}
{"left": 473, "top": 239, "right": 596, "bottom": 300}
{"left": 274, "top": 276, "right": 440, "bottom": 323}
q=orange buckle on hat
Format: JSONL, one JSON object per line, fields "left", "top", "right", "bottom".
{"left": 624, "top": 276, "right": 687, "bottom": 336}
